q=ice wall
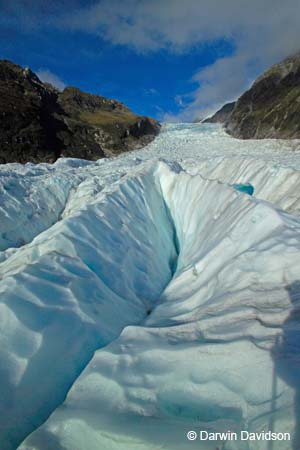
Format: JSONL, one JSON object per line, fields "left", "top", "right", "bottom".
{"left": 188, "top": 156, "right": 300, "bottom": 214}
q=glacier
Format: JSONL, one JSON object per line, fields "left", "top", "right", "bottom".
{"left": 0, "top": 123, "right": 300, "bottom": 450}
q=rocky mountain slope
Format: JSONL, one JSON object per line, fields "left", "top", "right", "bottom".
{"left": 225, "top": 52, "right": 300, "bottom": 139}
{"left": 0, "top": 60, "right": 160, "bottom": 163}
{"left": 203, "top": 101, "right": 235, "bottom": 124}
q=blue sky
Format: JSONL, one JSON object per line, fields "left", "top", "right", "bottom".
{"left": 1, "top": 1, "right": 300, "bottom": 121}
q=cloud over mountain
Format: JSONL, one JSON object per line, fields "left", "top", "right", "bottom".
{"left": 60, "top": 0, "right": 300, "bottom": 119}
{"left": 36, "top": 69, "right": 66, "bottom": 91}
{"left": 3, "top": 0, "right": 300, "bottom": 119}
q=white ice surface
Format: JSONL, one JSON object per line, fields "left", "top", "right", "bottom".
{"left": 0, "top": 124, "right": 300, "bottom": 450}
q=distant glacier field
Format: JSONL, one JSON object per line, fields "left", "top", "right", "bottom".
{"left": 0, "top": 123, "right": 300, "bottom": 450}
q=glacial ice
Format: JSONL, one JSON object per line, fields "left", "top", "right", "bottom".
{"left": 0, "top": 124, "right": 300, "bottom": 450}
{"left": 232, "top": 183, "right": 254, "bottom": 195}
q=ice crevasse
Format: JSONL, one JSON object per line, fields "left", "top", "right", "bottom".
{"left": 0, "top": 160, "right": 299, "bottom": 450}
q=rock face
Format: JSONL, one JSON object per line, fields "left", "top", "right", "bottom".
{"left": 226, "top": 52, "right": 300, "bottom": 139}
{"left": 0, "top": 60, "right": 160, "bottom": 163}
{"left": 203, "top": 101, "right": 235, "bottom": 124}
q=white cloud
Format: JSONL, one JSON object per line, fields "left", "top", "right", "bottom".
{"left": 36, "top": 69, "right": 66, "bottom": 91}
{"left": 143, "top": 88, "right": 159, "bottom": 96}
{"left": 58, "top": 0, "right": 300, "bottom": 119}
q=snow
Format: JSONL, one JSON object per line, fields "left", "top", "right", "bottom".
{"left": 0, "top": 123, "right": 300, "bottom": 450}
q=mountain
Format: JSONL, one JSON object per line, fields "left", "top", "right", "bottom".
{"left": 225, "top": 52, "right": 300, "bottom": 139}
{"left": 0, "top": 60, "right": 160, "bottom": 164}
{"left": 202, "top": 101, "right": 235, "bottom": 124}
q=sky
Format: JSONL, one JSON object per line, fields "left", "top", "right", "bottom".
{"left": 1, "top": 0, "right": 300, "bottom": 121}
